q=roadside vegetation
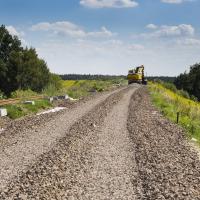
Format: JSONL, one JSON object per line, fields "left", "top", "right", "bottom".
{"left": 5, "top": 100, "right": 52, "bottom": 119}
{"left": 148, "top": 81, "right": 200, "bottom": 144}
{"left": 62, "top": 79, "right": 126, "bottom": 99}
{"left": 1, "top": 79, "right": 126, "bottom": 119}
{"left": 0, "top": 25, "right": 62, "bottom": 97}
{"left": 0, "top": 25, "right": 127, "bottom": 119}
{"left": 174, "top": 63, "right": 200, "bottom": 101}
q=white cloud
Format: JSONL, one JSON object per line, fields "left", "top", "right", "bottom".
{"left": 6, "top": 26, "right": 25, "bottom": 38}
{"left": 128, "top": 44, "right": 144, "bottom": 50}
{"left": 161, "top": 0, "right": 195, "bottom": 4}
{"left": 36, "top": 36, "right": 200, "bottom": 76}
{"left": 6, "top": 25, "right": 27, "bottom": 46}
{"left": 87, "top": 26, "right": 116, "bottom": 37}
{"left": 176, "top": 38, "right": 200, "bottom": 46}
{"left": 35, "top": 38, "right": 146, "bottom": 75}
{"left": 157, "top": 24, "right": 194, "bottom": 37}
{"left": 31, "top": 21, "right": 115, "bottom": 38}
{"left": 80, "top": 0, "right": 138, "bottom": 8}
{"left": 142, "top": 24, "right": 195, "bottom": 38}
{"left": 146, "top": 24, "right": 158, "bottom": 29}
{"left": 28, "top": 22, "right": 200, "bottom": 76}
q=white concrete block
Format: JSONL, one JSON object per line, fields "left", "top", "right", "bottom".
{"left": 24, "top": 101, "right": 35, "bottom": 105}
{"left": 64, "top": 95, "right": 69, "bottom": 100}
{"left": 49, "top": 97, "right": 54, "bottom": 103}
{"left": 0, "top": 108, "right": 7, "bottom": 117}
{"left": 58, "top": 95, "right": 69, "bottom": 100}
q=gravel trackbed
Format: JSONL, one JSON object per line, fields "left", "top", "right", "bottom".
{"left": 0, "top": 85, "right": 200, "bottom": 199}
{"left": 128, "top": 87, "right": 200, "bottom": 199}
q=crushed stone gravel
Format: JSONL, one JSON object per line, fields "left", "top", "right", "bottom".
{"left": 127, "top": 87, "right": 200, "bottom": 199}
{"left": 1, "top": 85, "right": 200, "bottom": 200}
{"left": 0, "top": 85, "right": 137, "bottom": 199}
{"left": 0, "top": 86, "right": 128, "bottom": 191}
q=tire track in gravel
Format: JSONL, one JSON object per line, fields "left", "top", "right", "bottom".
{"left": 0, "top": 86, "right": 128, "bottom": 191}
{"left": 73, "top": 85, "right": 139, "bottom": 199}
{"left": 0, "top": 84, "right": 139, "bottom": 199}
{"left": 128, "top": 87, "right": 200, "bottom": 199}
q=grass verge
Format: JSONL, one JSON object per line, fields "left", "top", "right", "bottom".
{"left": 62, "top": 79, "right": 127, "bottom": 99}
{"left": 148, "top": 82, "right": 200, "bottom": 144}
{"left": 4, "top": 99, "right": 52, "bottom": 119}
{"left": 1, "top": 79, "right": 127, "bottom": 119}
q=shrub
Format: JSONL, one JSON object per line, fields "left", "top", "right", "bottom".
{"left": 177, "top": 89, "right": 190, "bottom": 99}
{"left": 6, "top": 105, "right": 25, "bottom": 119}
{"left": 11, "top": 89, "right": 38, "bottom": 99}
{"left": 42, "top": 84, "right": 62, "bottom": 97}
{"left": 161, "top": 82, "right": 177, "bottom": 93}
{"left": 49, "top": 73, "right": 63, "bottom": 90}
{"left": 0, "top": 90, "right": 5, "bottom": 99}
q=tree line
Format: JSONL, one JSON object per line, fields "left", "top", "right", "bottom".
{"left": 147, "top": 76, "right": 175, "bottom": 83}
{"left": 60, "top": 74, "right": 176, "bottom": 82}
{"left": 2, "top": 23, "right": 196, "bottom": 100}
{"left": 60, "top": 74, "right": 126, "bottom": 81}
{"left": 0, "top": 25, "right": 61, "bottom": 97}
{"left": 174, "top": 63, "right": 200, "bottom": 101}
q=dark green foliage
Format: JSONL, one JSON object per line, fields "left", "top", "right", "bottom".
{"left": 60, "top": 74, "right": 126, "bottom": 81}
{"left": 0, "top": 25, "right": 22, "bottom": 62}
{"left": 161, "top": 82, "right": 177, "bottom": 93}
{"left": 174, "top": 63, "right": 200, "bottom": 100}
{"left": 147, "top": 76, "right": 176, "bottom": 83}
{"left": 49, "top": 73, "right": 63, "bottom": 90}
{"left": 60, "top": 74, "right": 176, "bottom": 84}
{"left": 0, "top": 25, "right": 51, "bottom": 96}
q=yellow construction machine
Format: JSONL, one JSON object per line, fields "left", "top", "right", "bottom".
{"left": 127, "top": 65, "right": 147, "bottom": 85}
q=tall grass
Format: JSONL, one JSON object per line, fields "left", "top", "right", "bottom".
{"left": 148, "top": 82, "right": 200, "bottom": 144}
{"left": 61, "top": 79, "right": 126, "bottom": 99}
{"left": 11, "top": 89, "right": 38, "bottom": 99}
{"left": 1, "top": 79, "right": 126, "bottom": 119}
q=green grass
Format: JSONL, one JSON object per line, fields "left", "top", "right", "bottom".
{"left": 5, "top": 99, "right": 52, "bottom": 119}
{"left": 148, "top": 82, "right": 200, "bottom": 144}
{"left": 62, "top": 79, "right": 127, "bottom": 99}
{"left": 2, "top": 78, "right": 127, "bottom": 119}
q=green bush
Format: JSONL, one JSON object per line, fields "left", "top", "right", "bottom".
{"left": 190, "top": 95, "right": 198, "bottom": 102}
{"left": 11, "top": 89, "right": 38, "bottom": 99}
{"left": 42, "top": 84, "right": 61, "bottom": 97}
{"left": 177, "top": 89, "right": 190, "bottom": 99}
{"left": 0, "top": 90, "right": 5, "bottom": 99}
{"left": 49, "top": 73, "right": 63, "bottom": 90}
{"left": 160, "top": 81, "right": 195, "bottom": 101}
{"left": 6, "top": 105, "right": 25, "bottom": 119}
{"left": 161, "top": 82, "right": 177, "bottom": 93}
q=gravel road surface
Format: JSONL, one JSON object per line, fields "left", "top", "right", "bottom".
{"left": 1, "top": 85, "right": 200, "bottom": 199}
{"left": 128, "top": 87, "right": 200, "bottom": 199}
{"left": 0, "top": 86, "right": 128, "bottom": 191}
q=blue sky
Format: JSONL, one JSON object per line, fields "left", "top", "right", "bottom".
{"left": 1, "top": 0, "right": 200, "bottom": 76}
